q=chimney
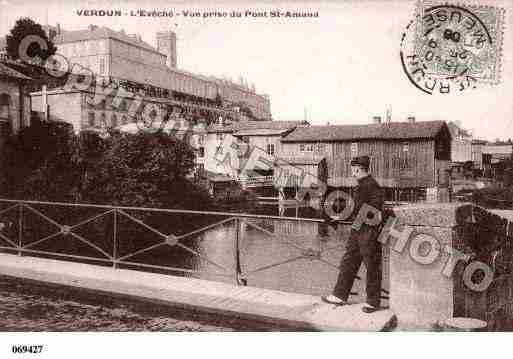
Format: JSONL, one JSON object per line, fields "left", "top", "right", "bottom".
{"left": 156, "top": 31, "right": 177, "bottom": 68}
{"left": 373, "top": 116, "right": 382, "bottom": 124}
{"left": 407, "top": 116, "right": 416, "bottom": 123}
{"left": 56, "top": 23, "right": 61, "bottom": 35}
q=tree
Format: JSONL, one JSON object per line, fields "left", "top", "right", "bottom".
{"left": 5, "top": 17, "right": 57, "bottom": 62}
{"left": 83, "top": 131, "right": 212, "bottom": 209}
{"left": 0, "top": 119, "right": 81, "bottom": 201}
{"left": 0, "top": 121, "right": 212, "bottom": 211}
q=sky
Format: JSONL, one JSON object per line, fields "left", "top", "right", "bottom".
{"left": 0, "top": 0, "right": 512, "bottom": 141}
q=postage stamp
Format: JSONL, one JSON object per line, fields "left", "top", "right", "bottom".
{"left": 400, "top": 1, "right": 505, "bottom": 94}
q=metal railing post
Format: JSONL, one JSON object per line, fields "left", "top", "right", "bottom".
{"left": 113, "top": 209, "right": 118, "bottom": 269}
{"left": 234, "top": 217, "right": 247, "bottom": 286}
{"left": 234, "top": 217, "right": 240, "bottom": 284}
{"left": 18, "top": 204, "right": 23, "bottom": 256}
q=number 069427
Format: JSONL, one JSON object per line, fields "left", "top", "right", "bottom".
{"left": 11, "top": 345, "right": 44, "bottom": 354}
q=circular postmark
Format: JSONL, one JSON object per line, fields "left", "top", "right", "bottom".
{"left": 400, "top": 4, "right": 496, "bottom": 95}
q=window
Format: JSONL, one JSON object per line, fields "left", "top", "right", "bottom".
{"left": 99, "top": 58, "right": 105, "bottom": 75}
{"left": 216, "top": 133, "right": 224, "bottom": 141}
{"left": 316, "top": 143, "right": 326, "bottom": 152}
{"left": 393, "top": 154, "right": 412, "bottom": 171}
{"left": 198, "top": 135, "right": 205, "bottom": 145}
{"left": 300, "top": 143, "right": 314, "bottom": 152}
{"left": 198, "top": 147, "right": 205, "bottom": 158}
{"left": 121, "top": 115, "right": 128, "bottom": 124}
{"left": 403, "top": 143, "right": 409, "bottom": 152}
{"left": 0, "top": 94, "right": 10, "bottom": 121}
{"left": 88, "top": 112, "right": 95, "bottom": 127}
{"left": 266, "top": 143, "right": 275, "bottom": 156}
{"left": 99, "top": 113, "right": 106, "bottom": 128}
{"left": 351, "top": 142, "right": 358, "bottom": 156}
{"left": 119, "top": 99, "right": 127, "bottom": 111}
{"left": 216, "top": 146, "right": 223, "bottom": 155}
{"left": 111, "top": 114, "right": 118, "bottom": 128}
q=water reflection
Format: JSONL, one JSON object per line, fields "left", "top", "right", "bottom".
{"left": 168, "top": 203, "right": 375, "bottom": 298}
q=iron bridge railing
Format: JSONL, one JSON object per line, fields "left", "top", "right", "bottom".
{"left": 0, "top": 198, "right": 389, "bottom": 299}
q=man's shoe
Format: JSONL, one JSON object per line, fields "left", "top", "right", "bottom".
{"left": 321, "top": 295, "right": 347, "bottom": 306}
{"left": 362, "top": 304, "right": 380, "bottom": 313}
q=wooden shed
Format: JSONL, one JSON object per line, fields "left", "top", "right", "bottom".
{"left": 280, "top": 121, "right": 452, "bottom": 192}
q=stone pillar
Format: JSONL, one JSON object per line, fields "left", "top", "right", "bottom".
{"left": 385, "top": 203, "right": 511, "bottom": 330}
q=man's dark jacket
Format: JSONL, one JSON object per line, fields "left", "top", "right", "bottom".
{"left": 350, "top": 174, "right": 384, "bottom": 246}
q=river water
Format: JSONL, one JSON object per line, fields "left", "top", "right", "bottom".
{"left": 132, "top": 203, "right": 389, "bottom": 301}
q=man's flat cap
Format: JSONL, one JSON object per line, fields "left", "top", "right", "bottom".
{"left": 350, "top": 155, "right": 370, "bottom": 169}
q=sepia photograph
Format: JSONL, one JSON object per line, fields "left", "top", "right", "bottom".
{"left": 0, "top": 0, "right": 512, "bottom": 356}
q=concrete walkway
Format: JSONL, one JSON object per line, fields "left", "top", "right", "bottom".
{"left": 0, "top": 253, "right": 396, "bottom": 331}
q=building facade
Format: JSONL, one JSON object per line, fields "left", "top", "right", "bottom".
{"left": 471, "top": 139, "right": 487, "bottom": 170}
{"left": 30, "top": 86, "right": 241, "bottom": 135}
{"left": 204, "top": 120, "right": 305, "bottom": 179}
{"left": 448, "top": 121, "right": 472, "bottom": 164}
{"left": 281, "top": 120, "right": 452, "bottom": 190}
{"left": 45, "top": 24, "right": 271, "bottom": 121}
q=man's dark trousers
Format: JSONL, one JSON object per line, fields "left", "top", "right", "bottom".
{"left": 333, "top": 228, "right": 382, "bottom": 308}
{"left": 331, "top": 174, "right": 384, "bottom": 308}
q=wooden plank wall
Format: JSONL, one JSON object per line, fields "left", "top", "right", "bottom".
{"left": 327, "top": 139, "right": 436, "bottom": 188}
{"left": 280, "top": 140, "right": 437, "bottom": 188}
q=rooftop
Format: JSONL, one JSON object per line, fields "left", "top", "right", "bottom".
{"left": 281, "top": 120, "right": 450, "bottom": 142}
{"left": 208, "top": 120, "right": 305, "bottom": 134}
{"left": 53, "top": 26, "right": 163, "bottom": 55}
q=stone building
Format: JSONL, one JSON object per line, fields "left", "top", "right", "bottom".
{"left": 30, "top": 86, "right": 236, "bottom": 134}
{"left": 37, "top": 24, "right": 271, "bottom": 121}
{"left": 205, "top": 120, "right": 304, "bottom": 179}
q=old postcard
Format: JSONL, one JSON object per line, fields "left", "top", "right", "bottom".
{"left": 0, "top": 0, "right": 512, "bottom": 356}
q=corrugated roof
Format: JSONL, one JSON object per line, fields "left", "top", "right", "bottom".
{"left": 207, "top": 120, "right": 303, "bottom": 134}
{"left": 54, "top": 26, "right": 163, "bottom": 55}
{"left": 0, "top": 62, "right": 32, "bottom": 81}
{"left": 282, "top": 121, "right": 449, "bottom": 142}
